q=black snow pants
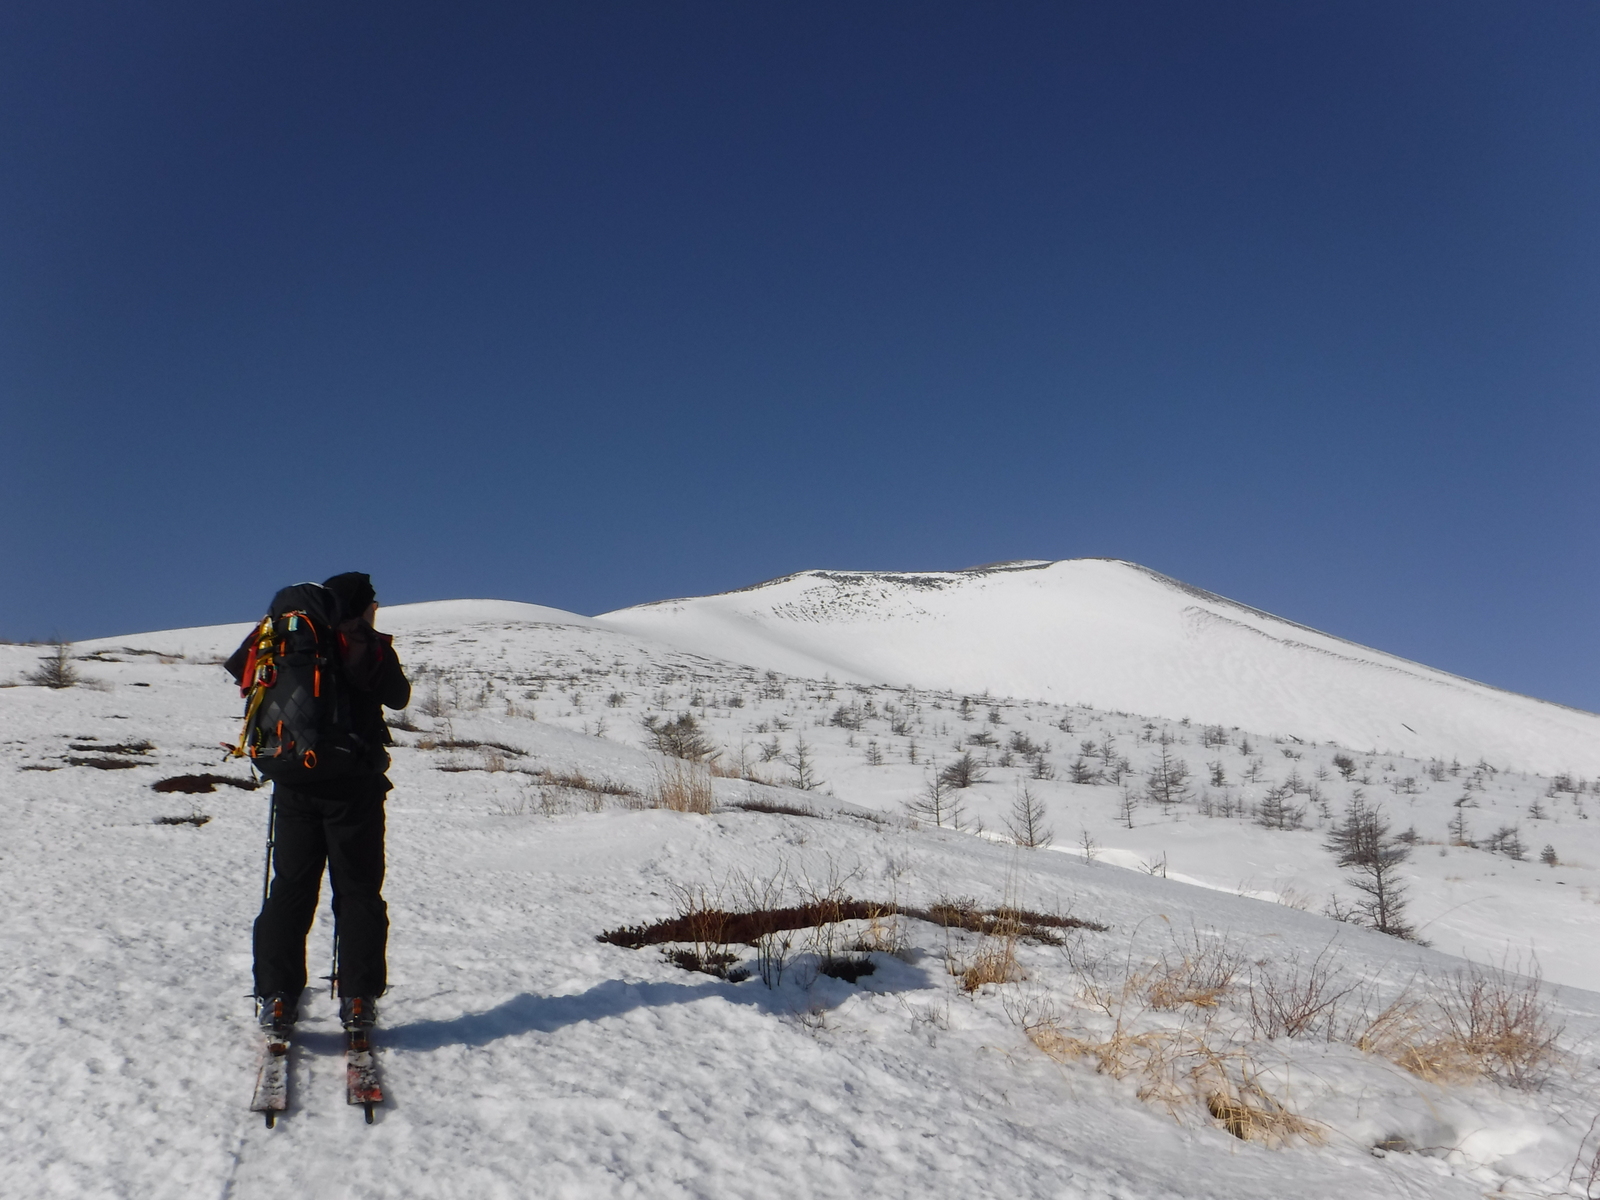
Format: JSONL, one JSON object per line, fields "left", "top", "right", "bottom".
{"left": 253, "top": 776, "right": 390, "bottom": 1001}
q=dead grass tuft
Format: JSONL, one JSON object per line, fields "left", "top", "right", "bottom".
{"left": 1345, "top": 961, "right": 1561, "bottom": 1089}
{"left": 961, "top": 939, "right": 1022, "bottom": 991}
{"left": 1203, "top": 1084, "right": 1320, "bottom": 1146}
{"left": 647, "top": 759, "right": 714, "bottom": 814}
{"left": 949, "top": 903, "right": 1025, "bottom": 992}
{"left": 1146, "top": 934, "right": 1243, "bottom": 1011}
{"left": 1013, "top": 927, "right": 1563, "bottom": 1153}
{"left": 1013, "top": 986, "right": 1323, "bottom": 1147}
{"left": 1407, "top": 963, "right": 1558, "bottom": 1088}
{"left": 536, "top": 767, "right": 637, "bottom": 796}
{"left": 852, "top": 912, "right": 910, "bottom": 959}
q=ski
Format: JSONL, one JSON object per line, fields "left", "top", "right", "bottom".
{"left": 250, "top": 1030, "right": 291, "bottom": 1127}
{"left": 346, "top": 1027, "right": 383, "bottom": 1123}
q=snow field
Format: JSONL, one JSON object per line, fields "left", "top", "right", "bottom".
{"left": 1, "top": 604, "right": 1599, "bottom": 1198}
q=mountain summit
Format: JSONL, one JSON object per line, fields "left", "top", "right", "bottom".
{"left": 597, "top": 558, "right": 1600, "bottom": 775}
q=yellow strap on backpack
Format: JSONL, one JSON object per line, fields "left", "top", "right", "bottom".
{"left": 225, "top": 616, "right": 278, "bottom": 759}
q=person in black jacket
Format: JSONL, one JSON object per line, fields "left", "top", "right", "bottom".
{"left": 225, "top": 572, "right": 410, "bottom": 1033}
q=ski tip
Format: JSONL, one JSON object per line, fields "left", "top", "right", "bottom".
{"left": 264, "top": 1111, "right": 276, "bottom": 1129}
{"left": 364, "top": 1103, "right": 375, "bottom": 1124}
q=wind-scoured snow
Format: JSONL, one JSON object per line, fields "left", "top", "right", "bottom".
{"left": 596, "top": 559, "right": 1600, "bottom": 777}
{"left": 4, "top": 583, "right": 1600, "bottom": 1199}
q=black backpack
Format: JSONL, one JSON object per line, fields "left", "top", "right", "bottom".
{"left": 226, "top": 583, "right": 368, "bottom": 783}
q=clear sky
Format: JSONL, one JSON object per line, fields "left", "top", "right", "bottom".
{"left": 3, "top": 2, "right": 1596, "bottom": 710}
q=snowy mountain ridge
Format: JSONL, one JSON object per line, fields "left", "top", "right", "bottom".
{"left": 596, "top": 558, "right": 1600, "bottom": 777}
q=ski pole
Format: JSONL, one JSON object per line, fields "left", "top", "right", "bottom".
{"left": 256, "top": 789, "right": 276, "bottom": 1021}
{"left": 260, "top": 790, "right": 277, "bottom": 910}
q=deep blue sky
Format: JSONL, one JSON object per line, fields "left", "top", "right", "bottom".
{"left": 3, "top": 2, "right": 1596, "bottom": 709}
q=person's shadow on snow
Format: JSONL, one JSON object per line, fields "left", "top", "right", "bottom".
{"left": 358, "top": 954, "right": 935, "bottom": 1053}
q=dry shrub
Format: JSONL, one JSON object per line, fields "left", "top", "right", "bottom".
{"left": 489, "top": 792, "right": 529, "bottom": 817}
{"left": 535, "top": 787, "right": 581, "bottom": 816}
{"left": 648, "top": 760, "right": 714, "bottom": 814}
{"left": 1436, "top": 960, "right": 1561, "bottom": 1088}
{"left": 429, "top": 737, "right": 525, "bottom": 757}
{"left": 733, "top": 864, "right": 797, "bottom": 986}
{"left": 532, "top": 768, "right": 637, "bottom": 810}
{"left": 1146, "top": 934, "right": 1243, "bottom": 1011}
{"left": 1343, "top": 961, "right": 1561, "bottom": 1090}
{"left": 664, "top": 882, "right": 747, "bottom": 980}
{"left": 600, "top": 879, "right": 1108, "bottom": 994}
{"left": 1395, "top": 963, "right": 1559, "bottom": 1088}
{"left": 1570, "top": 1114, "right": 1600, "bottom": 1198}
{"left": 925, "top": 896, "right": 1104, "bottom": 944}
{"left": 70, "top": 740, "right": 152, "bottom": 755}
{"left": 734, "top": 798, "right": 819, "bottom": 818}
{"left": 1248, "top": 943, "right": 1355, "bottom": 1040}
{"left": 600, "top": 897, "right": 900, "bottom": 950}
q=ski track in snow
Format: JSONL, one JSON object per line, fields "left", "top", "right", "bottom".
{"left": 3, "top": 595, "right": 1600, "bottom": 1199}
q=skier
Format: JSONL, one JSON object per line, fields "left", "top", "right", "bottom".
{"left": 225, "top": 572, "right": 410, "bottom": 1039}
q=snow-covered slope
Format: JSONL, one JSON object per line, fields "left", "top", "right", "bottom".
{"left": 6, "top": 601, "right": 1600, "bottom": 1198}
{"left": 596, "top": 559, "right": 1600, "bottom": 777}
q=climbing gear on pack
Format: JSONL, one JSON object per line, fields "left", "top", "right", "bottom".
{"left": 224, "top": 583, "right": 367, "bottom": 784}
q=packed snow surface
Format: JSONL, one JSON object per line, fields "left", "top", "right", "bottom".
{"left": 597, "top": 559, "right": 1600, "bottom": 777}
{"left": 4, "top": 581, "right": 1600, "bottom": 1199}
